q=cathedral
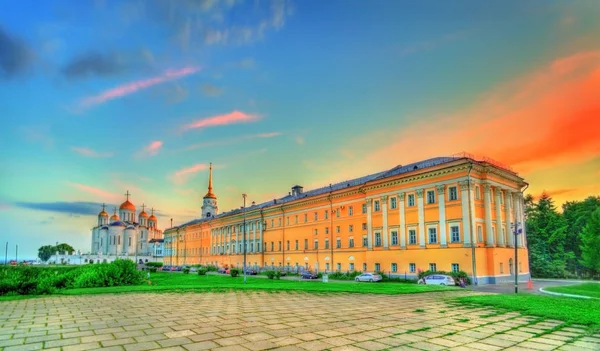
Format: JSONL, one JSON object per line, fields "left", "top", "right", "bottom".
{"left": 90, "top": 191, "right": 164, "bottom": 260}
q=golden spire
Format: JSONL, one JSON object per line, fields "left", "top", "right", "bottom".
{"left": 204, "top": 162, "right": 216, "bottom": 199}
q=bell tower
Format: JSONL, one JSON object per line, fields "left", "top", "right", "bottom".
{"left": 201, "top": 163, "right": 218, "bottom": 218}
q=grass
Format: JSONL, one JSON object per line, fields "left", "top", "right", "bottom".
{"left": 0, "top": 272, "right": 455, "bottom": 301}
{"left": 545, "top": 283, "right": 600, "bottom": 299}
{"left": 455, "top": 294, "right": 600, "bottom": 329}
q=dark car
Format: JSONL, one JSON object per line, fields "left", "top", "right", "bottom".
{"left": 244, "top": 269, "right": 258, "bottom": 275}
{"left": 301, "top": 271, "right": 318, "bottom": 279}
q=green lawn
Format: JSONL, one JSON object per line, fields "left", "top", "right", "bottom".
{"left": 0, "top": 272, "right": 455, "bottom": 300}
{"left": 454, "top": 294, "right": 600, "bottom": 329}
{"left": 545, "top": 283, "right": 600, "bottom": 299}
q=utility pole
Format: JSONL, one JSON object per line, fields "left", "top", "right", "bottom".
{"left": 16, "top": 244, "right": 18, "bottom": 264}
{"left": 4, "top": 242, "right": 7, "bottom": 265}
{"left": 243, "top": 193, "right": 247, "bottom": 284}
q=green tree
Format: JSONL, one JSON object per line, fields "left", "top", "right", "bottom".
{"left": 37, "top": 245, "right": 55, "bottom": 262}
{"left": 55, "top": 243, "right": 75, "bottom": 255}
{"left": 563, "top": 196, "right": 600, "bottom": 276}
{"left": 580, "top": 207, "right": 600, "bottom": 276}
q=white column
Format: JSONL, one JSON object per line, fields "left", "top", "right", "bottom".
{"left": 382, "top": 196, "right": 389, "bottom": 249}
{"left": 398, "top": 192, "right": 406, "bottom": 249}
{"left": 483, "top": 184, "right": 494, "bottom": 247}
{"left": 259, "top": 220, "right": 264, "bottom": 253}
{"left": 436, "top": 185, "right": 447, "bottom": 247}
{"left": 512, "top": 192, "right": 522, "bottom": 247}
{"left": 505, "top": 192, "right": 514, "bottom": 247}
{"left": 253, "top": 221, "right": 257, "bottom": 253}
{"left": 459, "top": 181, "right": 472, "bottom": 247}
{"left": 518, "top": 193, "right": 526, "bottom": 247}
{"left": 416, "top": 189, "right": 425, "bottom": 248}
{"left": 366, "top": 199, "right": 373, "bottom": 249}
{"left": 495, "top": 188, "right": 505, "bottom": 247}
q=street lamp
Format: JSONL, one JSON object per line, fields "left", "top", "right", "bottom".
{"left": 511, "top": 221, "right": 523, "bottom": 293}
{"left": 243, "top": 193, "right": 247, "bottom": 284}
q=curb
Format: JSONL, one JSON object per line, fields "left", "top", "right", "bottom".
{"left": 539, "top": 287, "right": 594, "bottom": 299}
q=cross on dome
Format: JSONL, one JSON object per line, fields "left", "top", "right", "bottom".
{"left": 124, "top": 190, "right": 131, "bottom": 201}
{"left": 101, "top": 203, "right": 106, "bottom": 211}
{"left": 141, "top": 203, "right": 146, "bottom": 212}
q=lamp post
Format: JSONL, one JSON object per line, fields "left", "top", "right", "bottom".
{"left": 243, "top": 193, "right": 247, "bottom": 284}
{"left": 4, "top": 242, "right": 7, "bottom": 265}
{"left": 511, "top": 221, "right": 523, "bottom": 293}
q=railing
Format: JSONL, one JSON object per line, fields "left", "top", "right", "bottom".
{"left": 450, "top": 151, "right": 516, "bottom": 174}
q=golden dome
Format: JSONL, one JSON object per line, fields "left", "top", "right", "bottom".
{"left": 148, "top": 214, "right": 157, "bottom": 221}
{"left": 204, "top": 191, "right": 217, "bottom": 199}
{"left": 99, "top": 210, "right": 108, "bottom": 217}
{"left": 119, "top": 200, "right": 136, "bottom": 211}
{"left": 139, "top": 211, "right": 149, "bottom": 218}
{"left": 203, "top": 162, "right": 217, "bottom": 199}
{"left": 110, "top": 213, "right": 119, "bottom": 221}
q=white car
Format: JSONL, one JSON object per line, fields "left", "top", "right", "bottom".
{"left": 418, "top": 274, "right": 455, "bottom": 286}
{"left": 355, "top": 273, "right": 383, "bottom": 282}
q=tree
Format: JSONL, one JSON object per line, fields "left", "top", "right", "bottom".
{"left": 55, "top": 243, "right": 75, "bottom": 255}
{"left": 38, "top": 245, "right": 55, "bottom": 262}
{"left": 563, "top": 196, "right": 600, "bottom": 275}
{"left": 580, "top": 207, "right": 600, "bottom": 276}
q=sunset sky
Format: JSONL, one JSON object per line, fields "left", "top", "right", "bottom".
{"left": 1, "top": 0, "right": 598, "bottom": 258}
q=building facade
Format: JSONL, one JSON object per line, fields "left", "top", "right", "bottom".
{"left": 90, "top": 192, "right": 164, "bottom": 262}
{"left": 164, "top": 156, "right": 530, "bottom": 284}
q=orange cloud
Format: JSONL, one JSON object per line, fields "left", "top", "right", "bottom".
{"left": 71, "top": 147, "right": 113, "bottom": 158}
{"left": 67, "top": 182, "right": 120, "bottom": 201}
{"left": 146, "top": 140, "right": 163, "bottom": 155}
{"left": 366, "top": 50, "right": 600, "bottom": 175}
{"left": 171, "top": 163, "right": 210, "bottom": 185}
{"left": 181, "top": 110, "right": 260, "bottom": 133}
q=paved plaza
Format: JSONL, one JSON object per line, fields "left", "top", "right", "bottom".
{"left": 1, "top": 291, "right": 599, "bottom": 351}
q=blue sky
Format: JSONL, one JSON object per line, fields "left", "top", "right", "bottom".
{"left": 1, "top": 0, "right": 599, "bottom": 259}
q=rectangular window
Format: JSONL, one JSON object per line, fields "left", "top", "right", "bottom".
{"left": 391, "top": 231, "right": 398, "bottom": 245}
{"left": 295, "top": 215, "right": 298, "bottom": 224}
{"left": 314, "top": 212, "right": 318, "bottom": 221}
{"left": 374, "top": 200, "right": 381, "bottom": 212}
{"left": 325, "top": 227, "right": 329, "bottom": 234}
{"left": 500, "top": 262, "right": 504, "bottom": 274}
{"left": 409, "top": 230, "right": 417, "bottom": 245}
{"left": 449, "top": 186, "right": 458, "bottom": 201}
{"left": 391, "top": 263, "right": 397, "bottom": 272}
{"left": 336, "top": 209, "right": 340, "bottom": 218}
{"left": 349, "top": 224, "right": 354, "bottom": 232}
{"left": 271, "top": 219, "right": 274, "bottom": 228}
{"left": 314, "top": 240, "right": 318, "bottom": 250}
{"left": 362, "top": 204, "right": 367, "bottom": 213}
{"left": 476, "top": 186, "right": 481, "bottom": 200}
{"left": 314, "top": 229, "right": 318, "bottom": 235}
{"left": 363, "top": 263, "right": 367, "bottom": 271}
{"left": 325, "top": 263, "right": 330, "bottom": 271}
{"left": 408, "top": 194, "right": 415, "bottom": 207}
{"left": 336, "top": 238, "right": 341, "bottom": 248}
{"left": 324, "top": 211, "right": 328, "bottom": 220}
{"left": 349, "top": 238, "right": 354, "bottom": 248}
{"left": 451, "top": 226, "right": 460, "bottom": 242}
{"left": 375, "top": 263, "right": 381, "bottom": 272}
{"left": 409, "top": 263, "right": 416, "bottom": 273}
{"left": 336, "top": 225, "right": 340, "bottom": 233}
{"left": 324, "top": 239, "right": 329, "bottom": 249}
{"left": 390, "top": 197, "right": 397, "bottom": 209}
{"left": 375, "top": 232, "right": 382, "bottom": 246}
{"left": 362, "top": 236, "right": 368, "bottom": 247}
{"left": 295, "top": 240, "right": 299, "bottom": 250}
{"left": 349, "top": 263, "right": 354, "bottom": 271}
{"left": 452, "top": 263, "right": 460, "bottom": 273}
{"left": 128, "top": 237, "right": 131, "bottom": 247}
{"left": 429, "top": 228, "right": 437, "bottom": 244}
{"left": 278, "top": 218, "right": 282, "bottom": 227}
{"left": 429, "top": 263, "right": 437, "bottom": 272}
{"left": 304, "top": 239, "right": 308, "bottom": 250}
{"left": 336, "top": 263, "right": 341, "bottom": 271}
{"left": 349, "top": 206, "right": 354, "bottom": 216}
{"left": 362, "top": 223, "right": 367, "bottom": 230}
{"left": 271, "top": 242, "right": 274, "bottom": 251}
{"left": 304, "top": 214, "right": 308, "bottom": 223}
{"left": 286, "top": 241, "right": 290, "bottom": 250}
{"left": 427, "top": 190, "right": 435, "bottom": 204}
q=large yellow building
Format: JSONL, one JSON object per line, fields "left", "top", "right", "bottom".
{"left": 164, "top": 155, "right": 530, "bottom": 284}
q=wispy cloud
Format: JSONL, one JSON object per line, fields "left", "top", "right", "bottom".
{"left": 180, "top": 110, "right": 260, "bottom": 133}
{"left": 185, "top": 132, "right": 280, "bottom": 150}
{"left": 71, "top": 147, "right": 114, "bottom": 158}
{"left": 15, "top": 201, "right": 112, "bottom": 216}
{"left": 135, "top": 140, "right": 163, "bottom": 158}
{"left": 171, "top": 163, "right": 210, "bottom": 185}
{"left": 66, "top": 182, "right": 121, "bottom": 202}
{"left": 77, "top": 66, "right": 201, "bottom": 110}
{"left": 200, "top": 83, "right": 223, "bottom": 97}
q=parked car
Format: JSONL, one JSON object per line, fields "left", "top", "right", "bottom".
{"left": 301, "top": 271, "right": 318, "bottom": 279}
{"left": 355, "top": 273, "right": 383, "bottom": 282}
{"left": 244, "top": 269, "right": 258, "bottom": 275}
{"left": 418, "top": 274, "right": 455, "bottom": 286}
{"left": 218, "top": 267, "right": 227, "bottom": 274}
{"left": 190, "top": 267, "right": 198, "bottom": 273}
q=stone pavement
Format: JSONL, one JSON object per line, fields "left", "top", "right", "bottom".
{"left": 1, "top": 291, "right": 599, "bottom": 351}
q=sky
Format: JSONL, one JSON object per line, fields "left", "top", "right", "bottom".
{"left": 0, "top": 0, "right": 599, "bottom": 259}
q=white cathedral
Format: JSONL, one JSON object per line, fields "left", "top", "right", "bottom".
{"left": 90, "top": 191, "right": 164, "bottom": 262}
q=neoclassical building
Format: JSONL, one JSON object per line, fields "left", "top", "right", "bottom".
{"left": 164, "top": 156, "right": 530, "bottom": 284}
{"left": 90, "top": 192, "right": 164, "bottom": 260}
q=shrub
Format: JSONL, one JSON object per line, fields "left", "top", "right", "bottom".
{"left": 328, "top": 271, "right": 362, "bottom": 280}
{"left": 145, "top": 262, "right": 163, "bottom": 268}
{"left": 230, "top": 268, "right": 240, "bottom": 277}
{"left": 183, "top": 268, "right": 190, "bottom": 274}
{"left": 417, "top": 270, "right": 470, "bottom": 285}
{"left": 148, "top": 267, "right": 158, "bottom": 273}
{"left": 266, "top": 270, "right": 276, "bottom": 279}
{"left": 205, "top": 265, "right": 218, "bottom": 272}
{"left": 197, "top": 268, "right": 207, "bottom": 276}
{"left": 275, "top": 271, "right": 281, "bottom": 280}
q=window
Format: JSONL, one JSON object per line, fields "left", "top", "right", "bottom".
{"left": 429, "top": 228, "right": 438, "bottom": 244}
{"left": 409, "top": 263, "right": 416, "bottom": 273}
{"left": 295, "top": 215, "right": 298, "bottom": 224}
{"left": 270, "top": 242, "right": 274, "bottom": 251}
{"left": 451, "top": 263, "right": 459, "bottom": 273}
{"left": 375, "top": 233, "right": 382, "bottom": 246}
{"left": 375, "top": 263, "right": 380, "bottom": 272}
{"left": 295, "top": 240, "right": 298, "bottom": 250}
{"left": 349, "top": 238, "right": 354, "bottom": 248}
{"left": 349, "top": 263, "right": 354, "bottom": 271}
{"left": 391, "top": 263, "right": 397, "bottom": 272}
{"left": 409, "top": 230, "right": 417, "bottom": 245}
{"left": 334, "top": 238, "right": 340, "bottom": 248}
{"left": 362, "top": 223, "right": 367, "bottom": 230}
{"left": 478, "top": 226, "right": 483, "bottom": 242}
{"left": 500, "top": 262, "right": 504, "bottom": 274}
{"left": 336, "top": 226, "right": 340, "bottom": 233}
{"left": 325, "top": 263, "right": 330, "bottom": 271}
{"left": 476, "top": 186, "right": 481, "bottom": 200}
{"left": 408, "top": 194, "right": 415, "bottom": 207}
{"left": 271, "top": 219, "right": 274, "bottom": 228}
{"left": 286, "top": 217, "right": 289, "bottom": 225}
{"left": 314, "top": 240, "right": 318, "bottom": 250}
{"left": 449, "top": 186, "right": 458, "bottom": 201}
{"left": 324, "top": 211, "right": 328, "bottom": 220}
{"left": 451, "top": 226, "right": 460, "bottom": 242}
{"left": 349, "top": 206, "right": 354, "bottom": 216}
{"left": 362, "top": 236, "right": 368, "bottom": 247}
{"left": 374, "top": 200, "right": 381, "bottom": 212}
{"left": 324, "top": 239, "right": 329, "bottom": 249}
{"left": 391, "top": 231, "right": 398, "bottom": 245}
{"left": 336, "top": 209, "right": 340, "bottom": 218}
{"left": 427, "top": 190, "right": 435, "bottom": 204}
{"left": 314, "top": 212, "right": 318, "bottom": 221}
{"left": 304, "top": 214, "right": 308, "bottom": 223}
{"left": 363, "top": 263, "right": 367, "bottom": 271}
{"left": 286, "top": 241, "right": 290, "bottom": 251}
{"left": 128, "top": 237, "right": 131, "bottom": 247}
{"left": 429, "top": 263, "right": 437, "bottom": 272}
{"left": 304, "top": 239, "right": 308, "bottom": 250}
{"left": 325, "top": 227, "right": 329, "bottom": 234}
{"left": 349, "top": 224, "right": 354, "bottom": 232}
{"left": 278, "top": 218, "right": 282, "bottom": 227}
{"left": 362, "top": 204, "right": 367, "bottom": 213}
{"left": 390, "top": 197, "right": 397, "bottom": 209}
{"left": 336, "top": 263, "right": 341, "bottom": 271}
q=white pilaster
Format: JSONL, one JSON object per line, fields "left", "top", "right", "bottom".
{"left": 437, "top": 185, "right": 447, "bottom": 247}
{"left": 483, "top": 184, "right": 494, "bottom": 247}
{"left": 459, "top": 181, "right": 471, "bottom": 247}
{"left": 366, "top": 199, "right": 373, "bottom": 249}
{"left": 382, "top": 196, "right": 389, "bottom": 248}
{"left": 259, "top": 220, "right": 264, "bottom": 253}
{"left": 505, "top": 192, "right": 514, "bottom": 247}
{"left": 495, "top": 188, "right": 504, "bottom": 247}
{"left": 398, "top": 192, "right": 406, "bottom": 249}
{"left": 518, "top": 193, "right": 526, "bottom": 247}
{"left": 253, "top": 221, "right": 257, "bottom": 253}
{"left": 416, "top": 189, "right": 425, "bottom": 248}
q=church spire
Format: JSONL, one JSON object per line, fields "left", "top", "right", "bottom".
{"left": 204, "top": 162, "right": 216, "bottom": 199}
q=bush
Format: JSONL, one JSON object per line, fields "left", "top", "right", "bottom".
{"left": 275, "top": 271, "right": 281, "bottom": 280}
{"left": 148, "top": 267, "right": 158, "bottom": 273}
{"left": 265, "top": 270, "right": 276, "bottom": 279}
{"left": 197, "top": 268, "right": 207, "bottom": 276}
{"left": 230, "top": 268, "right": 240, "bottom": 277}
{"left": 183, "top": 268, "right": 190, "bottom": 274}
{"left": 328, "top": 271, "right": 362, "bottom": 280}
{"left": 145, "top": 262, "right": 163, "bottom": 268}
{"left": 205, "top": 265, "right": 218, "bottom": 272}
{"left": 417, "top": 270, "right": 470, "bottom": 285}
